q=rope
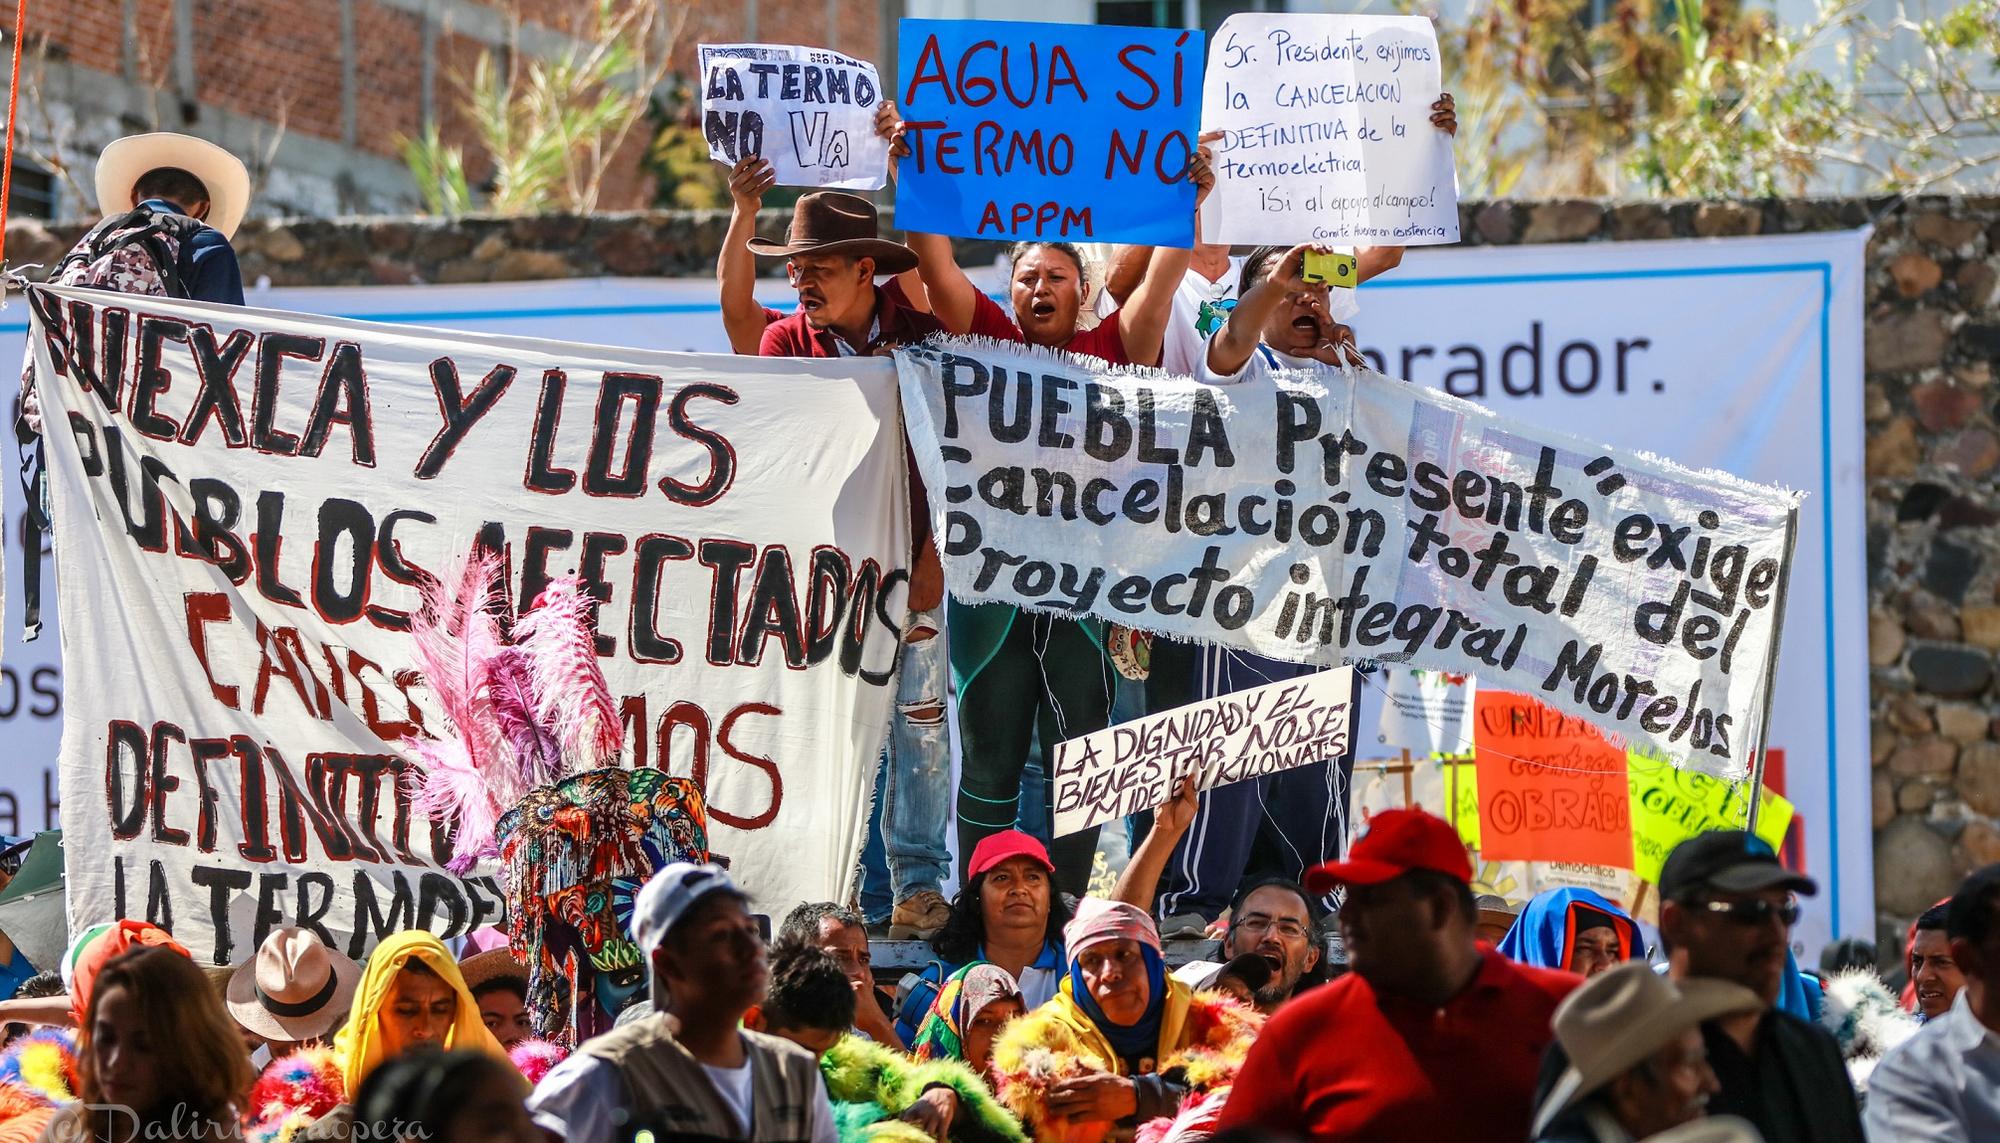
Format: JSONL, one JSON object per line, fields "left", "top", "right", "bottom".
{"left": 0, "top": 0, "right": 27, "bottom": 272}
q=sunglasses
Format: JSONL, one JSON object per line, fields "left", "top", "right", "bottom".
{"left": 1700, "top": 898, "right": 1800, "bottom": 927}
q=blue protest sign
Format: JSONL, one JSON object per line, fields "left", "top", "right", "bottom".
{"left": 894, "top": 19, "right": 1202, "bottom": 246}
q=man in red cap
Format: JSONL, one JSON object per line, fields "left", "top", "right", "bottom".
{"left": 1217, "top": 809, "right": 1578, "bottom": 1142}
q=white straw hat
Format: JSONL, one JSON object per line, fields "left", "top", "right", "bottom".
{"left": 225, "top": 927, "right": 362, "bottom": 1043}
{"left": 93, "top": 132, "right": 251, "bottom": 238}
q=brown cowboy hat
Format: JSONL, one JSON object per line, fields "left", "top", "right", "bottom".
{"left": 747, "top": 191, "right": 917, "bottom": 276}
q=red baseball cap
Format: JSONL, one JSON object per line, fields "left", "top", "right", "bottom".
{"left": 1305, "top": 808, "right": 1472, "bottom": 894}
{"left": 968, "top": 830, "right": 1054, "bottom": 879}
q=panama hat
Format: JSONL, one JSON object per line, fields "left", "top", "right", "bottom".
{"left": 93, "top": 132, "right": 251, "bottom": 239}
{"left": 746, "top": 191, "right": 918, "bottom": 275}
{"left": 226, "top": 927, "right": 362, "bottom": 1043}
{"left": 1532, "top": 964, "right": 1763, "bottom": 1136}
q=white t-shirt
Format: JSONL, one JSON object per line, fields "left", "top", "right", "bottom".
{"left": 1196, "top": 342, "right": 1326, "bottom": 387}
{"left": 701, "top": 1060, "right": 757, "bottom": 1135}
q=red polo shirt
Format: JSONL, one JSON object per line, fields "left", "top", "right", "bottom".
{"left": 1217, "top": 948, "right": 1578, "bottom": 1143}
{"left": 965, "top": 290, "right": 1139, "bottom": 365}
{"left": 758, "top": 282, "right": 944, "bottom": 357}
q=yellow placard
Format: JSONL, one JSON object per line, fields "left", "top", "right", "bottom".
{"left": 1626, "top": 750, "right": 1793, "bottom": 884}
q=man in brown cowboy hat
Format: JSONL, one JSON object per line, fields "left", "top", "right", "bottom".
{"left": 752, "top": 190, "right": 942, "bottom": 358}
{"left": 755, "top": 190, "right": 956, "bottom": 950}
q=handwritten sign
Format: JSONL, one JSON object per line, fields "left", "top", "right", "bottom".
{"left": 1473, "top": 690, "right": 1632, "bottom": 867}
{"left": 1375, "top": 668, "right": 1476, "bottom": 754}
{"left": 1200, "top": 14, "right": 1458, "bottom": 246}
{"left": 1628, "top": 748, "right": 1793, "bottom": 883}
{"left": 1349, "top": 757, "right": 1639, "bottom": 905}
{"left": 701, "top": 43, "right": 890, "bottom": 189}
{"left": 1051, "top": 667, "right": 1353, "bottom": 837}
{"left": 894, "top": 19, "right": 1202, "bottom": 245}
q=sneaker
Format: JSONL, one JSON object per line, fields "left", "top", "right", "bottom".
{"left": 1157, "top": 911, "right": 1213, "bottom": 940}
{"left": 887, "top": 889, "right": 952, "bottom": 940}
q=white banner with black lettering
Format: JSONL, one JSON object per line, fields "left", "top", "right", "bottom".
{"left": 27, "top": 285, "right": 907, "bottom": 965}
{"left": 896, "top": 338, "right": 1800, "bottom": 777}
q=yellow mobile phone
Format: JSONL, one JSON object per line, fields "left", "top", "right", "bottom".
{"left": 1302, "top": 250, "right": 1357, "bottom": 286}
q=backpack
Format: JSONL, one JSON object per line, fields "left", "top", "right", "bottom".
{"left": 16, "top": 206, "right": 207, "bottom": 637}
{"left": 50, "top": 205, "right": 206, "bottom": 296}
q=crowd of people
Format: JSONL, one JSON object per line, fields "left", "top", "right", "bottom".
{"left": 0, "top": 43, "right": 1945, "bottom": 1143}
{"left": 0, "top": 818, "right": 1982, "bottom": 1142}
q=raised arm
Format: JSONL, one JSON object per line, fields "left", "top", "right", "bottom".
{"left": 718, "top": 157, "right": 777, "bottom": 355}
{"left": 1111, "top": 777, "right": 1199, "bottom": 911}
{"left": 1206, "top": 244, "right": 1315, "bottom": 379}
{"left": 1115, "top": 138, "right": 1216, "bottom": 366}
{"left": 876, "top": 100, "right": 978, "bottom": 334}
{"left": 1101, "top": 245, "right": 1154, "bottom": 309}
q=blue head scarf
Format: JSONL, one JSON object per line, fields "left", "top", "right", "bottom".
{"left": 1068, "top": 944, "right": 1168, "bottom": 1064}
{"left": 1496, "top": 887, "right": 1644, "bottom": 972}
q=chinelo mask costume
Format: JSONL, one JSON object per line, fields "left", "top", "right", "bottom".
{"left": 404, "top": 550, "right": 715, "bottom": 1046}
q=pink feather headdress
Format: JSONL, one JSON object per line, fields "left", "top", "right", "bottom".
{"left": 403, "top": 550, "right": 627, "bottom": 874}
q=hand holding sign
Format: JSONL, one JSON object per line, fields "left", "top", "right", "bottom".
{"left": 727, "top": 156, "right": 777, "bottom": 210}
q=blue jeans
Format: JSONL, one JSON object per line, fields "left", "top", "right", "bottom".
{"left": 859, "top": 614, "right": 953, "bottom": 922}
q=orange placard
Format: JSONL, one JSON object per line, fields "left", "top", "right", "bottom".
{"left": 1473, "top": 690, "right": 1632, "bottom": 867}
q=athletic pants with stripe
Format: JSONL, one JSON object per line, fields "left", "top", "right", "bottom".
{"left": 1145, "top": 639, "right": 1354, "bottom": 921}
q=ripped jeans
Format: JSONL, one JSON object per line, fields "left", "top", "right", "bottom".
{"left": 859, "top": 610, "right": 953, "bottom": 921}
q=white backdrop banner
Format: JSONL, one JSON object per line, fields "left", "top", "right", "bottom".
{"left": 25, "top": 285, "right": 906, "bottom": 964}
{"left": 0, "top": 227, "right": 1869, "bottom": 955}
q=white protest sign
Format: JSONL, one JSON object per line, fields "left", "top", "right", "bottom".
{"left": 896, "top": 340, "right": 1800, "bottom": 779}
{"left": 1374, "top": 668, "right": 1475, "bottom": 754}
{"left": 1201, "top": 14, "right": 1458, "bottom": 246}
{"left": 1052, "top": 666, "right": 1353, "bottom": 837}
{"left": 29, "top": 285, "right": 908, "bottom": 965}
{"left": 701, "top": 43, "right": 890, "bottom": 190}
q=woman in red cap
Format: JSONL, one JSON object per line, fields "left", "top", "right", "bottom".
{"left": 895, "top": 830, "right": 1071, "bottom": 1045}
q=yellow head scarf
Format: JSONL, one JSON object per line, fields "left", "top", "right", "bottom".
{"left": 332, "top": 930, "right": 512, "bottom": 1093}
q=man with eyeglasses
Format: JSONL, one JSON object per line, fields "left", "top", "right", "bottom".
{"left": 1646, "top": 830, "right": 1861, "bottom": 1142}
{"left": 1865, "top": 863, "right": 2000, "bottom": 1139}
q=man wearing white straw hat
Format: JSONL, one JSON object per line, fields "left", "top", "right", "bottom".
{"left": 226, "top": 927, "right": 362, "bottom": 1056}
{"left": 1532, "top": 961, "right": 1763, "bottom": 1142}
{"left": 85, "top": 131, "right": 250, "bottom": 304}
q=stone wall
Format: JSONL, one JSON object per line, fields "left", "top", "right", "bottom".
{"left": 8, "top": 195, "right": 1997, "bottom": 961}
